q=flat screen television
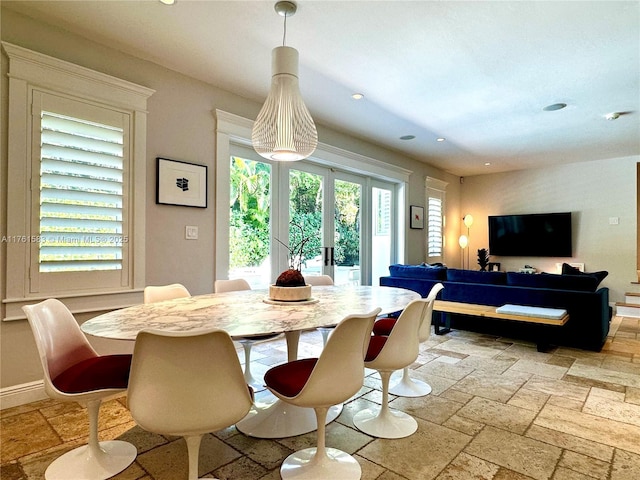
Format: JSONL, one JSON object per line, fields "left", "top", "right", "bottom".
{"left": 488, "top": 212, "right": 572, "bottom": 257}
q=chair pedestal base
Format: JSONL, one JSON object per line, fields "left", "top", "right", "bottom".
{"left": 236, "top": 395, "right": 342, "bottom": 438}
{"left": 353, "top": 407, "right": 417, "bottom": 439}
{"left": 45, "top": 440, "right": 137, "bottom": 480}
{"left": 280, "top": 447, "right": 361, "bottom": 480}
{"left": 389, "top": 368, "right": 432, "bottom": 397}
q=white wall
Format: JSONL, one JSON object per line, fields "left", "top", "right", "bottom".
{"left": 459, "top": 155, "right": 638, "bottom": 304}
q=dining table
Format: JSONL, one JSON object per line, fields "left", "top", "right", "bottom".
{"left": 81, "top": 284, "right": 419, "bottom": 438}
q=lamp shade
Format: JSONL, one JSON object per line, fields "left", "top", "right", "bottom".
{"left": 252, "top": 46, "right": 317, "bottom": 161}
{"left": 463, "top": 214, "right": 474, "bottom": 228}
{"left": 458, "top": 234, "right": 468, "bottom": 249}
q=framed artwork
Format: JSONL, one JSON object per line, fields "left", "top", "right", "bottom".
{"left": 410, "top": 205, "right": 424, "bottom": 229}
{"left": 156, "top": 157, "right": 208, "bottom": 208}
{"left": 488, "top": 262, "right": 501, "bottom": 272}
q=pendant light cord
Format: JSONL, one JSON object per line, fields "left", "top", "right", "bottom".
{"left": 282, "top": 13, "right": 288, "bottom": 46}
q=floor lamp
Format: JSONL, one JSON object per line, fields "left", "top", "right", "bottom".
{"left": 460, "top": 214, "right": 473, "bottom": 269}
{"left": 458, "top": 234, "right": 468, "bottom": 269}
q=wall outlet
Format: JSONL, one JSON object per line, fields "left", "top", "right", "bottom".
{"left": 609, "top": 217, "right": 619, "bottom": 225}
{"left": 185, "top": 225, "right": 198, "bottom": 240}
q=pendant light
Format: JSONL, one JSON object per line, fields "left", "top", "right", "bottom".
{"left": 252, "top": 1, "right": 318, "bottom": 161}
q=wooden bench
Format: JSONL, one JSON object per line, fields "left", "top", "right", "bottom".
{"left": 432, "top": 300, "right": 569, "bottom": 351}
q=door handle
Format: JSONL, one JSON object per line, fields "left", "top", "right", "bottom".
{"left": 330, "top": 247, "right": 335, "bottom": 266}
{"left": 324, "top": 247, "right": 330, "bottom": 266}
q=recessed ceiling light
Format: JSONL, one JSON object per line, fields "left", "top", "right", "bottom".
{"left": 399, "top": 135, "right": 415, "bottom": 140}
{"left": 436, "top": 137, "right": 446, "bottom": 142}
{"left": 484, "top": 162, "right": 491, "bottom": 166}
{"left": 159, "top": 0, "right": 175, "bottom": 4}
{"left": 351, "top": 93, "right": 364, "bottom": 100}
{"left": 543, "top": 103, "right": 567, "bottom": 111}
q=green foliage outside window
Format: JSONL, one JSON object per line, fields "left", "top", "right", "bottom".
{"left": 230, "top": 157, "right": 360, "bottom": 269}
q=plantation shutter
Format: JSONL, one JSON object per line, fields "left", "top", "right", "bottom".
{"left": 39, "top": 111, "right": 124, "bottom": 272}
{"left": 427, "top": 195, "right": 443, "bottom": 257}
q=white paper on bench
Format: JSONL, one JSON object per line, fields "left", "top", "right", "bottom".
{"left": 495, "top": 304, "right": 567, "bottom": 320}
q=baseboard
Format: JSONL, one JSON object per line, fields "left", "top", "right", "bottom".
{"left": 0, "top": 380, "right": 47, "bottom": 410}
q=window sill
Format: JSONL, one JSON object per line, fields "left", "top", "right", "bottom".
{"left": 2, "top": 289, "right": 144, "bottom": 321}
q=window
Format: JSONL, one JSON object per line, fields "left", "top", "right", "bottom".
{"left": 425, "top": 177, "right": 448, "bottom": 261}
{"left": 3, "top": 42, "right": 154, "bottom": 320}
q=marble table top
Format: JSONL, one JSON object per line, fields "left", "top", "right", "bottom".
{"left": 81, "top": 285, "right": 419, "bottom": 341}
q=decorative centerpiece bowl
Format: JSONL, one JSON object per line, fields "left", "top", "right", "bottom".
{"left": 269, "top": 267, "right": 312, "bottom": 301}
{"left": 268, "top": 284, "right": 312, "bottom": 302}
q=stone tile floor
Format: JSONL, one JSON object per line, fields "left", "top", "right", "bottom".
{"left": 2, "top": 315, "right": 640, "bottom": 479}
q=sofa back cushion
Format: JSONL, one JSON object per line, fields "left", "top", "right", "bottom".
{"left": 388, "top": 264, "right": 447, "bottom": 280}
{"left": 561, "top": 263, "right": 608, "bottom": 287}
{"left": 506, "top": 272, "right": 598, "bottom": 292}
{"left": 446, "top": 268, "right": 507, "bottom": 285}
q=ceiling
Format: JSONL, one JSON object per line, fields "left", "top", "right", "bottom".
{"left": 4, "top": 0, "right": 640, "bottom": 176}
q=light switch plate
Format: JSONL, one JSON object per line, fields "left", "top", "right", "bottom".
{"left": 185, "top": 225, "right": 198, "bottom": 240}
{"left": 609, "top": 217, "right": 619, "bottom": 225}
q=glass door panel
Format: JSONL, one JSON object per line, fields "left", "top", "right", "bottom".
{"left": 334, "top": 178, "right": 362, "bottom": 286}
{"left": 288, "top": 168, "right": 324, "bottom": 278}
{"left": 371, "top": 186, "right": 393, "bottom": 283}
{"left": 229, "top": 156, "right": 272, "bottom": 289}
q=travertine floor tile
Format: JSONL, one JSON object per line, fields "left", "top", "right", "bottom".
{"left": 611, "top": 449, "right": 640, "bottom": 479}
{"left": 0, "top": 410, "right": 61, "bottom": 462}
{"left": 359, "top": 418, "right": 471, "bottom": 480}
{"left": 526, "top": 425, "right": 613, "bottom": 463}
{"left": 508, "top": 358, "right": 568, "bottom": 379}
{"left": 465, "top": 425, "right": 561, "bottom": 480}
{"left": 507, "top": 388, "right": 549, "bottom": 412}
{"left": 451, "top": 370, "right": 531, "bottom": 403}
{"left": 456, "top": 397, "right": 537, "bottom": 434}
{"left": 567, "top": 363, "right": 640, "bottom": 388}
{"left": 558, "top": 450, "right": 610, "bottom": 478}
{"left": 583, "top": 389, "right": 640, "bottom": 427}
{"left": 523, "top": 376, "right": 590, "bottom": 402}
{"left": 433, "top": 451, "right": 499, "bottom": 479}
{"left": 535, "top": 404, "right": 640, "bottom": 455}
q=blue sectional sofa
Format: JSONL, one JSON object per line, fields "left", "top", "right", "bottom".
{"left": 379, "top": 264, "right": 611, "bottom": 351}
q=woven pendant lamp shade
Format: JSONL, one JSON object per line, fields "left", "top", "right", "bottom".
{"left": 252, "top": 46, "right": 317, "bottom": 161}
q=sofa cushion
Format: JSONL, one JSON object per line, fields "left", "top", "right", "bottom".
{"left": 446, "top": 268, "right": 507, "bottom": 285}
{"left": 388, "top": 264, "right": 447, "bottom": 280}
{"left": 561, "top": 263, "right": 608, "bottom": 287}
{"left": 506, "top": 272, "right": 598, "bottom": 292}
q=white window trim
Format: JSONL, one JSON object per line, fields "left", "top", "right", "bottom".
{"left": 425, "top": 176, "right": 449, "bottom": 263}
{"left": 214, "top": 109, "right": 412, "bottom": 282}
{"left": 2, "top": 42, "right": 154, "bottom": 321}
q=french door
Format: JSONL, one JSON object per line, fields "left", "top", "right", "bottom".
{"left": 228, "top": 146, "right": 395, "bottom": 287}
{"left": 283, "top": 164, "right": 364, "bottom": 286}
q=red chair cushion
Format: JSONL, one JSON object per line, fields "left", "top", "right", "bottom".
{"left": 365, "top": 335, "right": 388, "bottom": 362}
{"left": 264, "top": 358, "right": 318, "bottom": 398}
{"left": 372, "top": 317, "right": 396, "bottom": 336}
{"left": 52, "top": 354, "right": 132, "bottom": 394}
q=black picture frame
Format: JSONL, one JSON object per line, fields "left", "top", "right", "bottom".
{"left": 156, "top": 157, "right": 208, "bottom": 208}
{"left": 488, "top": 262, "right": 501, "bottom": 272}
{"left": 410, "top": 205, "right": 424, "bottom": 229}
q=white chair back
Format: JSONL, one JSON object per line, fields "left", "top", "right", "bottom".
{"left": 418, "top": 283, "right": 444, "bottom": 342}
{"left": 143, "top": 283, "right": 190, "bottom": 303}
{"left": 367, "top": 299, "right": 428, "bottom": 371}
{"left": 304, "top": 275, "right": 334, "bottom": 286}
{"left": 23, "top": 299, "right": 98, "bottom": 398}
{"left": 128, "top": 328, "right": 253, "bottom": 436}
{"left": 285, "top": 308, "right": 380, "bottom": 407}
{"left": 214, "top": 278, "right": 251, "bottom": 293}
